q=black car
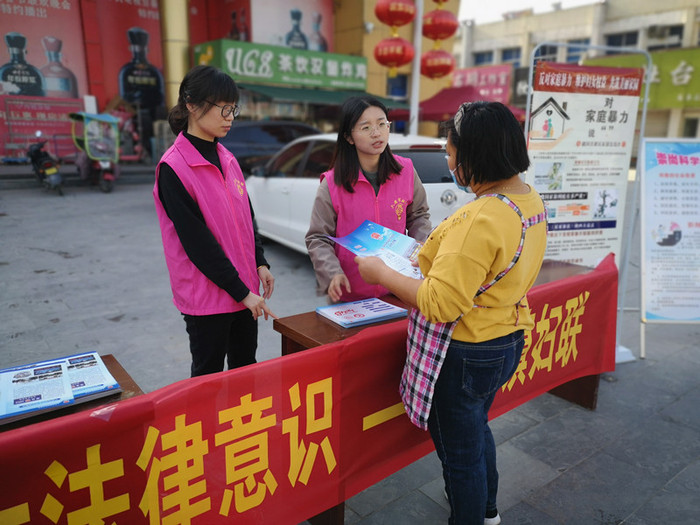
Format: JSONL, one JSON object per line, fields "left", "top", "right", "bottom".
{"left": 218, "top": 120, "right": 321, "bottom": 175}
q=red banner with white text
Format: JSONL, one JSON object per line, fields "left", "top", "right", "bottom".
{"left": 0, "top": 255, "right": 617, "bottom": 525}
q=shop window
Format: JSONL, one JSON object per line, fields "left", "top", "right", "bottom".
{"left": 566, "top": 39, "right": 590, "bottom": 63}
{"left": 647, "top": 24, "right": 683, "bottom": 51}
{"left": 682, "top": 118, "right": 699, "bottom": 138}
{"left": 605, "top": 31, "right": 638, "bottom": 54}
{"left": 501, "top": 48, "right": 521, "bottom": 67}
{"left": 534, "top": 45, "right": 557, "bottom": 63}
{"left": 474, "top": 51, "right": 493, "bottom": 65}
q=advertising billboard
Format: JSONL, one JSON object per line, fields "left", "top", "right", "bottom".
{"left": 0, "top": 2, "right": 87, "bottom": 99}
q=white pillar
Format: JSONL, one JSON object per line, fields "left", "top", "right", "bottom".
{"left": 409, "top": 0, "right": 424, "bottom": 136}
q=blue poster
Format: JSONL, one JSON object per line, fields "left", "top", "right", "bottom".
{"left": 641, "top": 139, "right": 700, "bottom": 322}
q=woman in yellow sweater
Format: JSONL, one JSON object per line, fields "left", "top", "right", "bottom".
{"left": 356, "top": 101, "right": 547, "bottom": 525}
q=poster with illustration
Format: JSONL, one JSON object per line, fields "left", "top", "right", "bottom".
{"left": 641, "top": 139, "right": 700, "bottom": 322}
{"left": 251, "top": 0, "right": 333, "bottom": 52}
{"left": 0, "top": 3, "right": 87, "bottom": 98}
{"left": 524, "top": 62, "right": 644, "bottom": 268}
{"left": 95, "top": 1, "right": 164, "bottom": 113}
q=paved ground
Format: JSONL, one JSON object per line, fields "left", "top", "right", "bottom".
{"left": 1, "top": 171, "right": 699, "bottom": 524}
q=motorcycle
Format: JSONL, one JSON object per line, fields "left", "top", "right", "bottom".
{"left": 27, "top": 131, "right": 63, "bottom": 195}
{"left": 69, "top": 112, "right": 121, "bottom": 193}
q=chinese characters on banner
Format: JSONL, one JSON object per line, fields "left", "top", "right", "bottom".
{"left": 641, "top": 139, "right": 700, "bottom": 322}
{"left": 452, "top": 64, "right": 512, "bottom": 105}
{"left": 525, "top": 62, "right": 644, "bottom": 267}
{"left": 193, "top": 39, "right": 366, "bottom": 90}
{"left": 0, "top": 256, "right": 617, "bottom": 525}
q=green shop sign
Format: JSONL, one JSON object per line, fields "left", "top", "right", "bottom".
{"left": 585, "top": 48, "right": 700, "bottom": 109}
{"left": 193, "top": 39, "right": 368, "bottom": 91}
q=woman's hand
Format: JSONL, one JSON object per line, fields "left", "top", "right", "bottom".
{"left": 257, "top": 266, "right": 275, "bottom": 299}
{"left": 242, "top": 292, "right": 277, "bottom": 320}
{"left": 328, "top": 273, "right": 351, "bottom": 303}
{"left": 355, "top": 256, "right": 388, "bottom": 285}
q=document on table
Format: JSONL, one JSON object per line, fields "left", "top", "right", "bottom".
{"left": 329, "top": 220, "right": 423, "bottom": 279}
{"left": 0, "top": 351, "right": 121, "bottom": 424}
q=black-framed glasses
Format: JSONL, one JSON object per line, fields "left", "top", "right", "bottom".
{"left": 207, "top": 100, "right": 240, "bottom": 118}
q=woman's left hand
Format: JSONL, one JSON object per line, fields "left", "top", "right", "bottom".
{"left": 355, "top": 256, "right": 388, "bottom": 285}
{"left": 258, "top": 266, "right": 275, "bottom": 299}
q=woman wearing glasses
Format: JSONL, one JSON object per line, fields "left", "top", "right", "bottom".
{"left": 305, "top": 95, "right": 432, "bottom": 303}
{"left": 153, "top": 65, "right": 276, "bottom": 377}
{"left": 356, "top": 102, "right": 547, "bottom": 524}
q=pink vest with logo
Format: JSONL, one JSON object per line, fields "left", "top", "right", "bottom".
{"left": 153, "top": 133, "right": 259, "bottom": 315}
{"left": 323, "top": 155, "right": 414, "bottom": 302}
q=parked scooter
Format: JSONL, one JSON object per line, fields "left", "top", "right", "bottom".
{"left": 69, "top": 112, "right": 120, "bottom": 193}
{"left": 27, "top": 131, "right": 63, "bottom": 195}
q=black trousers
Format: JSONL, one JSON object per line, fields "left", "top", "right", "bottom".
{"left": 183, "top": 310, "right": 258, "bottom": 377}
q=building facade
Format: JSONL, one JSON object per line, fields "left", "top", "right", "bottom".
{"left": 454, "top": 0, "right": 700, "bottom": 139}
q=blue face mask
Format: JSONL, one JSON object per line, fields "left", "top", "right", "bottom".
{"left": 449, "top": 166, "right": 472, "bottom": 193}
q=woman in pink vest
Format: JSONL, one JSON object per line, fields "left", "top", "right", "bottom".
{"left": 305, "top": 95, "right": 432, "bottom": 303}
{"left": 153, "top": 65, "right": 276, "bottom": 377}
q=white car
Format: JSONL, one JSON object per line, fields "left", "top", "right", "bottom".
{"left": 247, "top": 133, "right": 474, "bottom": 254}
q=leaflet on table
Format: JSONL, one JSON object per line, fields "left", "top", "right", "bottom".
{"left": 0, "top": 358, "right": 74, "bottom": 422}
{"left": 316, "top": 297, "right": 408, "bottom": 328}
{"left": 329, "top": 220, "right": 423, "bottom": 279}
{"left": 0, "top": 352, "right": 121, "bottom": 423}
{"left": 65, "top": 351, "right": 121, "bottom": 400}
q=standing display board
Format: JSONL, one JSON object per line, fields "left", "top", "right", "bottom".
{"left": 640, "top": 139, "right": 700, "bottom": 356}
{"left": 524, "top": 61, "right": 644, "bottom": 268}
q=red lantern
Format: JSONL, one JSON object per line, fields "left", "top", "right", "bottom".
{"left": 422, "top": 9, "right": 459, "bottom": 41}
{"left": 375, "top": 0, "right": 416, "bottom": 35}
{"left": 420, "top": 48, "right": 455, "bottom": 79}
{"left": 374, "top": 37, "right": 415, "bottom": 77}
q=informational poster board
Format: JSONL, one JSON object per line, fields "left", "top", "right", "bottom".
{"left": 641, "top": 139, "right": 700, "bottom": 323}
{"left": 524, "top": 62, "right": 644, "bottom": 268}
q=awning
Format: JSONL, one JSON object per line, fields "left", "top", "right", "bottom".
{"left": 238, "top": 83, "right": 409, "bottom": 109}
{"left": 388, "top": 86, "right": 526, "bottom": 122}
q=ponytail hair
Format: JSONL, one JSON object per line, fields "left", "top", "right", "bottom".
{"left": 168, "top": 65, "right": 239, "bottom": 135}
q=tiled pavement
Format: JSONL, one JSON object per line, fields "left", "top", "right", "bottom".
{"left": 1, "top": 170, "right": 699, "bottom": 524}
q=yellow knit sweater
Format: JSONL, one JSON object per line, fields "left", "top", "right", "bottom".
{"left": 416, "top": 187, "right": 547, "bottom": 342}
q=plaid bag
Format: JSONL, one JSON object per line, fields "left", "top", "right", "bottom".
{"left": 399, "top": 193, "right": 547, "bottom": 430}
{"left": 400, "top": 307, "right": 459, "bottom": 429}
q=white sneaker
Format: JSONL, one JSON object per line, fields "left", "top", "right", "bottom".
{"left": 484, "top": 514, "right": 501, "bottom": 525}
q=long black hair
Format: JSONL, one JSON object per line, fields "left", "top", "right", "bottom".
{"left": 167, "top": 65, "right": 239, "bottom": 135}
{"left": 330, "top": 95, "right": 401, "bottom": 193}
{"left": 446, "top": 101, "right": 530, "bottom": 185}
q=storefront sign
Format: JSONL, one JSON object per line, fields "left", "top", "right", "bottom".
{"left": 0, "top": 255, "right": 617, "bottom": 525}
{"left": 193, "top": 39, "right": 367, "bottom": 90}
{"left": 585, "top": 48, "right": 700, "bottom": 109}
{"left": 525, "top": 62, "right": 643, "bottom": 267}
{"left": 641, "top": 139, "right": 700, "bottom": 322}
{"left": 452, "top": 64, "right": 513, "bottom": 104}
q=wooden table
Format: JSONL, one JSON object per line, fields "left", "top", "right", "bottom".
{"left": 273, "top": 260, "right": 598, "bottom": 525}
{"left": 0, "top": 354, "right": 143, "bottom": 433}
{"left": 275, "top": 260, "right": 592, "bottom": 356}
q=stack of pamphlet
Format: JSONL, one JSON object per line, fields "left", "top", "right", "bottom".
{"left": 0, "top": 351, "right": 121, "bottom": 425}
{"left": 329, "top": 219, "right": 423, "bottom": 279}
{"left": 316, "top": 297, "right": 408, "bottom": 328}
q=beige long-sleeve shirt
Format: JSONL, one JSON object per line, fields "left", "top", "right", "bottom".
{"left": 305, "top": 170, "right": 432, "bottom": 297}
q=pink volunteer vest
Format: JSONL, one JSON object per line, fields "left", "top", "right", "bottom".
{"left": 323, "top": 155, "right": 414, "bottom": 302}
{"left": 153, "top": 133, "right": 259, "bottom": 315}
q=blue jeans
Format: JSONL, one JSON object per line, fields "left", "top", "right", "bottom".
{"left": 428, "top": 330, "right": 524, "bottom": 525}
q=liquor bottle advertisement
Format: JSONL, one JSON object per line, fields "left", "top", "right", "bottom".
{"left": 524, "top": 62, "right": 644, "bottom": 268}
{"left": 95, "top": 0, "right": 164, "bottom": 113}
{"left": 0, "top": 4, "right": 87, "bottom": 98}
{"left": 251, "top": 0, "right": 333, "bottom": 52}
